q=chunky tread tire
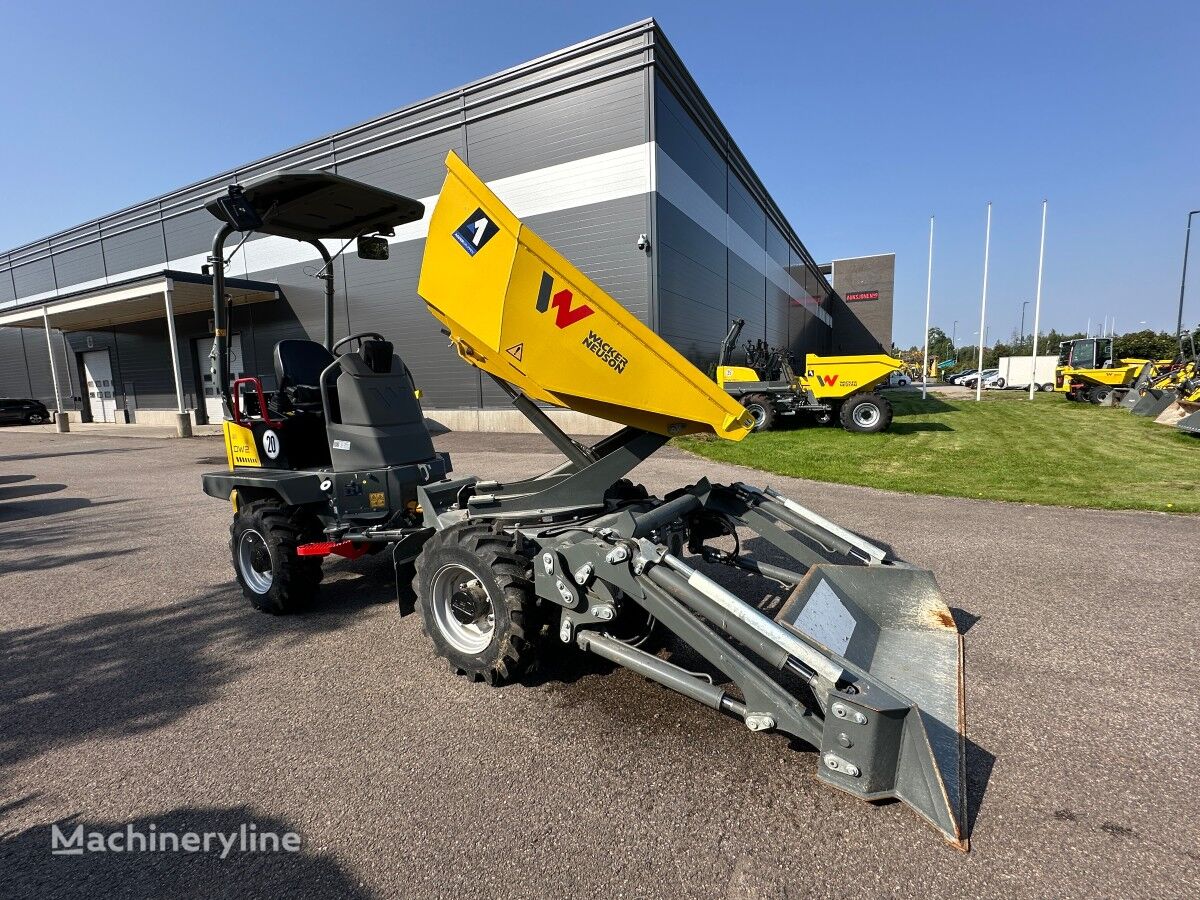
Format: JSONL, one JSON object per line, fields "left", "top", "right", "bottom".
{"left": 415, "top": 523, "right": 537, "bottom": 686}
{"left": 839, "top": 393, "right": 893, "bottom": 434}
{"left": 230, "top": 500, "right": 324, "bottom": 614}
{"left": 741, "top": 394, "right": 776, "bottom": 432}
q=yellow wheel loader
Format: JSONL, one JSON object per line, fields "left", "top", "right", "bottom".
{"left": 199, "top": 152, "right": 970, "bottom": 848}
{"left": 715, "top": 319, "right": 903, "bottom": 432}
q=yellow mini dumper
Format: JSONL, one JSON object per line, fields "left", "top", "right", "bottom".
{"left": 200, "top": 153, "right": 970, "bottom": 849}
{"left": 715, "top": 319, "right": 903, "bottom": 432}
{"left": 1054, "top": 336, "right": 1164, "bottom": 404}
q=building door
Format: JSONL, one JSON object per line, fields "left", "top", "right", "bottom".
{"left": 201, "top": 333, "right": 244, "bottom": 423}
{"left": 82, "top": 350, "right": 117, "bottom": 423}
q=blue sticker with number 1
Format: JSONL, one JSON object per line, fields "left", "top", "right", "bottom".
{"left": 453, "top": 207, "right": 499, "bottom": 256}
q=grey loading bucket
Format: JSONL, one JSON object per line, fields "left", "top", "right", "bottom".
{"left": 1131, "top": 388, "right": 1177, "bottom": 417}
{"left": 1120, "top": 362, "right": 1154, "bottom": 409}
{"left": 777, "top": 564, "right": 967, "bottom": 849}
{"left": 1177, "top": 408, "right": 1200, "bottom": 434}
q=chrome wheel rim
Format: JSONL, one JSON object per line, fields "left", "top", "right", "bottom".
{"left": 432, "top": 564, "right": 495, "bottom": 654}
{"left": 28, "top": 414, "right": 44, "bottom": 424}
{"left": 237, "top": 529, "right": 274, "bottom": 594}
{"left": 852, "top": 403, "right": 881, "bottom": 428}
{"left": 747, "top": 404, "right": 768, "bottom": 429}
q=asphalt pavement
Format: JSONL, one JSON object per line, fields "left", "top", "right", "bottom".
{"left": 1, "top": 427, "right": 1197, "bottom": 899}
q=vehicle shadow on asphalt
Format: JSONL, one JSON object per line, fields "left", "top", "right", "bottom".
{"left": 0, "top": 564, "right": 396, "bottom": 776}
{"left": 0, "top": 446, "right": 152, "bottom": 464}
{"left": 1, "top": 805, "right": 369, "bottom": 899}
{"left": 0, "top": 490, "right": 126, "bottom": 524}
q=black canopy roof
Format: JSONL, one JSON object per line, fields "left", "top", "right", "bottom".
{"left": 205, "top": 170, "right": 424, "bottom": 240}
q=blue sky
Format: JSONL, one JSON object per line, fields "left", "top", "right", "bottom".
{"left": 1, "top": 1, "right": 1196, "bottom": 346}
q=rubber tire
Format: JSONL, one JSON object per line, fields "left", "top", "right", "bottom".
{"left": 839, "top": 393, "right": 893, "bottom": 434}
{"left": 415, "top": 523, "right": 536, "bottom": 686}
{"left": 741, "top": 394, "right": 776, "bottom": 432}
{"left": 813, "top": 406, "right": 836, "bottom": 426}
{"left": 993, "top": 378, "right": 1006, "bottom": 390}
{"left": 24, "top": 412, "right": 45, "bottom": 424}
{"left": 1040, "top": 383, "right": 1054, "bottom": 393}
{"left": 230, "top": 500, "right": 324, "bottom": 614}
{"left": 1088, "top": 386, "right": 1112, "bottom": 405}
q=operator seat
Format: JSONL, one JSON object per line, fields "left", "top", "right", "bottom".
{"left": 274, "top": 339, "right": 336, "bottom": 416}
{"left": 273, "top": 338, "right": 335, "bottom": 468}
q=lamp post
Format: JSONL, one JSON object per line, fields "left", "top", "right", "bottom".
{"left": 1177, "top": 210, "right": 1200, "bottom": 349}
{"left": 952, "top": 320, "right": 958, "bottom": 345}
{"left": 1019, "top": 301, "right": 1030, "bottom": 342}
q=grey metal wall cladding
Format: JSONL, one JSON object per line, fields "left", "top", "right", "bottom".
{"left": 728, "top": 255, "right": 765, "bottom": 334}
{"left": 12, "top": 247, "right": 56, "bottom": 297}
{"left": 0, "top": 255, "right": 14, "bottom": 304}
{"left": 655, "top": 83, "right": 725, "bottom": 209}
{"left": 335, "top": 129, "right": 466, "bottom": 201}
{"left": 101, "top": 222, "right": 166, "bottom": 276}
{"left": 0, "top": 329, "right": 34, "bottom": 396}
{"left": 15, "top": 327, "right": 71, "bottom": 408}
{"left": 466, "top": 72, "right": 646, "bottom": 180}
{"left": 728, "top": 174, "right": 764, "bottom": 246}
{"left": 655, "top": 196, "right": 727, "bottom": 367}
{"left": 51, "top": 236, "right": 106, "bottom": 287}
{"left": 342, "top": 241, "right": 480, "bottom": 409}
{"left": 164, "top": 208, "right": 221, "bottom": 264}
{"left": 469, "top": 31, "right": 648, "bottom": 110}
{"left": 111, "top": 321, "right": 181, "bottom": 410}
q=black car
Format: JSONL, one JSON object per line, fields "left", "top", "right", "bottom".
{"left": 0, "top": 398, "right": 51, "bottom": 425}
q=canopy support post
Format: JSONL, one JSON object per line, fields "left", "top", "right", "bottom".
{"left": 163, "top": 280, "right": 192, "bottom": 437}
{"left": 42, "top": 306, "right": 69, "bottom": 432}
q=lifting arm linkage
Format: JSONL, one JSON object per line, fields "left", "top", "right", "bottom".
{"left": 210, "top": 223, "right": 237, "bottom": 415}
{"left": 718, "top": 318, "right": 745, "bottom": 369}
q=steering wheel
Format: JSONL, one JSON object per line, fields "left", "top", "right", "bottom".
{"left": 332, "top": 332, "right": 385, "bottom": 355}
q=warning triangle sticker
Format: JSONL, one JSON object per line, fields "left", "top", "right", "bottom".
{"left": 505, "top": 343, "right": 524, "bottom": 361}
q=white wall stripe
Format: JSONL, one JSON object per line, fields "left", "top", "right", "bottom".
{"left": 654, "top": 148, "right": 831, "bottom": 325}
{"left": 5, "top": 141, "right": 829, "bottom": 330}
{"left": 3, "top": 144, "right": 656, "bottom": 310}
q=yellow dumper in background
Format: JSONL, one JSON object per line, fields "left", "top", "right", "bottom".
{"left": 714, "top": 319, "right": 904, "bottom": 432}
{"left": 1054, "top": 336, "right": 1166, "bottom": 404}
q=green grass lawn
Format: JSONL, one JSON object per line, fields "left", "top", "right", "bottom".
{"left": 678, "top": 391, "right": 1200, "bottom": 514}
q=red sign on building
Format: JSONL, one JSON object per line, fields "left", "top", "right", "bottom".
{"left": 844, "top": 290, "right": 880, "bottom": 302}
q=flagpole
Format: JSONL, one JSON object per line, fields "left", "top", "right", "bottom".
{"left": 922, "top": 216, "right": 934, "bottom": 400}
{"left": 976, "top": 203, "right": 992, "bottom": 402}
{"left": 1029, "top": 200, "right": 1047, "bottom": 399}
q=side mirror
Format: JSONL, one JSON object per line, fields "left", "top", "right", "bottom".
{"left": 357, "top": 235, "right": 390, "bottom": 261}
{"left": 215, "top": 185, "right": 263, "bottom": 232}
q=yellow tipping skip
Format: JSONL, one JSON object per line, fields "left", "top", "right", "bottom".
{"left": 418, "top": 152, "right": 755, "bottom": 441}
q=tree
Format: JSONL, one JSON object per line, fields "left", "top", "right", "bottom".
{"left": 926, "top": 326, "right": 955, "bottom": 363}
{"left": 1115, "top": 329, "right": 1183, "bottom": 361}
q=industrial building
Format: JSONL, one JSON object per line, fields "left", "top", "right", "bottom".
{"left": 0, "top": 19, "right": 894, "bottom": 432}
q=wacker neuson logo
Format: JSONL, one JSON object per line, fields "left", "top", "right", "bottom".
{"left": 51, "top": 821, "right": 301, "bottom": 859}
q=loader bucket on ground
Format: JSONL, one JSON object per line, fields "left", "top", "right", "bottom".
{"left": 1177, "top": 408, "right": 1200, "bottom": 435}
{"left": 1132, "top": 389, "right": 1177, "bottom": 417}
{"left": 778, "top": 564, "right": 967, "bottom": 848}
{"left": 1154, "top": 401, "right": 1189, "bottom": 427}
{"left": 1120, "top": 362, "right": 1154, "bottom": 408}
{"left": 418, "top": 151, "right": 755, "bottom": 441}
